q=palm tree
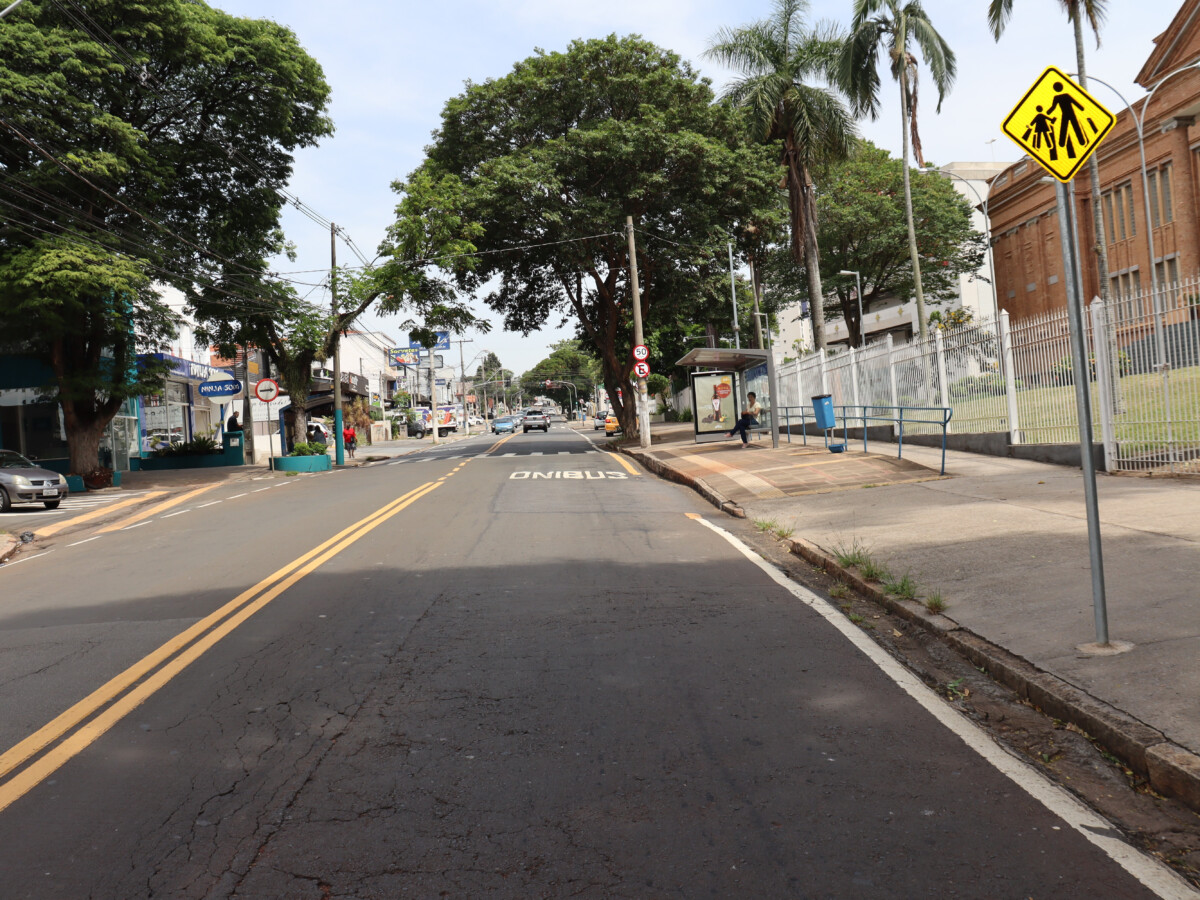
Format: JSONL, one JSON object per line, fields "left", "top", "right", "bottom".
{"left": 838, "top": 0, "right": 955, "bottom": 340}
{"left": 706, "top": 0, "right": 856, "bottom": 352}
{"left": 988, "top": 0, "right": 1112, "bottom": 307}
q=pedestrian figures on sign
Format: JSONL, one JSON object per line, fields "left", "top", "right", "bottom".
{"left": 1023, "top": 106, "right": 1056, "bottom": 156}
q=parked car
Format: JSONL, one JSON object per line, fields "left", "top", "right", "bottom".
{"left": 522, "top": 409, "right": 550, "bottom": 433}
{"left": 492, "top": 416, "right": 516, "bottom": 434}
{"left": 306, "top": 421, "right": 330, "bottom": 445}
{"left": 605, "top": 412, "right": 622, "bottom": 436}
{"left": 0, "top": 450, "right": 68, "bottom": 511}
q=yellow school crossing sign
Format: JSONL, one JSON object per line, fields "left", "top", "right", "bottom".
{"left": 1001, "top": 66, "right": 1115, "bottom": 182}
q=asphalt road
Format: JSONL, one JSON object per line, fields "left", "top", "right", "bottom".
{"left": 0, "top": 423, "right": 1184, "bottom": 898}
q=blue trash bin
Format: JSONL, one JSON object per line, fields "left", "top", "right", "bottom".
{"left": 811, "top": 394, "right": 835, "bottom": 431}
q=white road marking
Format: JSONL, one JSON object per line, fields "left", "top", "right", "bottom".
{"left": 161, "top": 510, "right": 191, "bottom": 519}
{"left": 531, "top": 452, "right": 543, "bottom": 456}
{"left": 252, "top": 488, "right": 271, "bottom": 493}
{"left": 0, "top": 550, "right": 54, "bottom": 569}
{"left": 196, "top": 501, "right": 222, "bottom": 508}
{"left": 502, "top": 453, "right": 516, "bottom": 457}
{"left": 121, "top": 521, "right": 152, "bottom": 531}
{"left": 66, "top": 536, "right": 103, "bottom": 547}
{"left": 227, "top": 493, "right": 247, "bottom": 499}
{"left": 691, "top": 515, "right": 1200, "bottom": 900}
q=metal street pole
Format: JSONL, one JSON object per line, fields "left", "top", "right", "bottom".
{"left": 627, "top": 216, "right": 651, "bottom": 449}
{"left": 454, "top": 338, "right": 473, "bottom": 435}
{"left": 428, "top": 347, "right": 439, "bottom": 445}
{"left": 1055, "top": 179, "right": 1111, "bottom": 648}
{"left": 331, "top": 223, "right": 344, "bottom": 466}
{"left": 727, "top": 242, "right": 740, "bottom": 349}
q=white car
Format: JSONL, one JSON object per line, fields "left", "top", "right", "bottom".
{"left": 469, "top": 415, "right": 484, "bottom": 426}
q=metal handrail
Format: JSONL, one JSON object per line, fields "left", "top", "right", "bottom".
{"left": 775, "top": 404, "right": 954, "bottom": 475}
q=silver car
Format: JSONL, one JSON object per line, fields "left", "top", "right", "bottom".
{"left": 0, "top": 450, "right": 68, "bottom": 511}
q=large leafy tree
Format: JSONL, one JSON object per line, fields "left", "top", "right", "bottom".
{"left": 838, "top": 0, "right": 956, "bottom": 340}
{"left": 419, "top": 35, "right": 781, "bottom": 437}
{"left": 705, "top": 0, "right": 856, "bottom": 352}
{"left": 810, "top": 142, "right": 985, "bottom": 345}
{"left": 987, "top": 0, "right": 1112, "bottom": 307}
{"left": 0, "top": 0, "right": 332, "bottom": 474}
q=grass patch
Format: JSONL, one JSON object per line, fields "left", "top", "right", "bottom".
{"left": 832, "top": 537, "right": 871, "bottom": 569}
{"left": 883, "top": 571, "right": 918, "bottom": 600}
{"left": 858, "top": 558, "right": 890, "bottom": 582}
{"left": 754, "top": 518, "right": 778, "bottom": 534}
{"left": 829, "top": 582, "right": 850, "bottom": 600}
{"left": 847, "top": 612, "right": 865, "bottom": 625}
{"left": 924, "top": 590, "right": 947, "bottom": 615}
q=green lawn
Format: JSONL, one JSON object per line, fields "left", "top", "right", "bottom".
{"left": 945, "top": 365, "right": 1200, "bottom": 452}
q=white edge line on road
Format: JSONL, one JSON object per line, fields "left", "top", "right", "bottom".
{"left": 161, "top": 510, "right": 190, "bottom": 518}
{"left": 691, "top": 515, "right": 1199, "bottom": 900}
{"left": 0, "top": 550, "right": 54, "bottom": 569}
{"left": 227, "top": 493, "right": 247, "bottom": 499}
{"left": 252, "top": 488, "right": 271, "bottom": 493}
{"left": 196, "top": 501, "right": 222, "bottom": 508}
{"left": 67, "top": 536, "right": 103, "bottom": 547}
{"left": 121, "top": 520, "right": 152, "bottom": 531}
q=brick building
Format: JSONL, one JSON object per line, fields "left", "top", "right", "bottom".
{"left": 989, "top": 0, "right": 1200, "bottom": 317}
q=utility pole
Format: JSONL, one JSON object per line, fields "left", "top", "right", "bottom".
{"left": 626, "top": 216, "right": 650, "bottom": 449}
{"left": 331, "top": 223, "right": 344, "bottom": 466}
{"left": 428, "top": 345, "right": 439, "bottom": 445}
{"left": 452, "top": 338, "right": 474, "bottom": 435}
{"left": 240, "top": 347, "right": 254, "bottom": 463}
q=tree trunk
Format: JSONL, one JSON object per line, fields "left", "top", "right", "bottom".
{"left": 65, "top": 417, "right": 106, "bottom": 477}
{"left": 787, "top": 140, "right": 826, "bottom": 350}
{"left": 900, "top": 71, "right": 928, "bottom": 339}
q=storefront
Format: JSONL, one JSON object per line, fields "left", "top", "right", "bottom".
{"left": 136, "top": 353, "right": 233, "bottom": 455}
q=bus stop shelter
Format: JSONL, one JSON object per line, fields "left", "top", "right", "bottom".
{"left": 675, "top": 347, "right": 780, "bottom": 448}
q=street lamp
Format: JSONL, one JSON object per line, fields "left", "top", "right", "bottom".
{"left": 921, "top": 165, "right": 999, "bottom": 323}
{"left": 838, "top": 270, "right": 864, "bottom": 347}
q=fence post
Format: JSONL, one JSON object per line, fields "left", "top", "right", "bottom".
{"left": 999, "top": 310, "right": 1021, "bottom": 445}
{"left": 1089, "top": 299, "right": 1118, "bottom": 472}
{"left": 934, "top": 329, "right": 950, "bottom": 411}
{"left": 818, "top": 348, "right": 828, "bottom": 395}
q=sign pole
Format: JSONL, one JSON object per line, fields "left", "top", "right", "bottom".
{"left": 1054, "top": 179, "right": 1111, "bottom": 647}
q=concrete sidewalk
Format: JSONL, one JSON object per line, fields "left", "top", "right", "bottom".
{"left": 625, "top": 423, "right": 1200, "bottom": 811}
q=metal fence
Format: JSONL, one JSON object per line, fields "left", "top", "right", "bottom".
{"left": 776, "top": 275, "right": 1200, "bottom": 474}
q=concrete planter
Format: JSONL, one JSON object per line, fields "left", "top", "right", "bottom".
{"left": 65, "top": 475, "right": 85, "bottom": 493}
{"left": 270, "top": 454, "right": 332, "bottom": 473}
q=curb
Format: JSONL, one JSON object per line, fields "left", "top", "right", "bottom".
{"left": 622, "top": 447, "right": 746, "bottom": 518}
{"left": 0, "top": 533, "right": 19, "bottom": 565}
{"left": 786, "top": 534, "right": 1200, "bottom": 816}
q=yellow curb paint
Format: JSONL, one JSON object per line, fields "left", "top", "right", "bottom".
{"left": 33, "top": 491, "right": 168, "bottom": 539}
{"left": 0, "top": 482, "right": 439, "bottom": 812}
{"left": 97, "top": 485, "right": 219, "bottom": 534}
{"left": 606, "top": 452, "right": 640, "bottom": 476}
{"left": 685, "top": 513, "right": 702, "bottom": 520}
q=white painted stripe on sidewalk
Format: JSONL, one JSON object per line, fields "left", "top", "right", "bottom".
{"left": 692, "top": 515, "right": 1200, "bottom": 900}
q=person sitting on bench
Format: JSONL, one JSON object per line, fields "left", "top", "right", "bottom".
{"left": 727, "top": 392, "right": 761, "bottom": 448}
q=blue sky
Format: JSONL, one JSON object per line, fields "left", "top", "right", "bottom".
{"left": 215, "top": 0, "right": 1169, "bottom": 375}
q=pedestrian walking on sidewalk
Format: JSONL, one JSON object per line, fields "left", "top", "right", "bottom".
{"left": 343, "top": 424, "right": 357, "bottom": 459}
{"left": 727, "top": 392, "right": 761, "bottom": 448}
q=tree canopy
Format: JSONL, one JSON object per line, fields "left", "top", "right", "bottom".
{"left": 416, "top": 34, "right": 782, "bottom": 435}
{"left": 0, "top": 0, "right": 333, "bottom": 472}
{"left": 779, "top": 142, "right": 986, "bottom": 345}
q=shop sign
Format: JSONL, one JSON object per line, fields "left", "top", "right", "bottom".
{"left": 198, "top": 379, "right": 242, "bottom": 398}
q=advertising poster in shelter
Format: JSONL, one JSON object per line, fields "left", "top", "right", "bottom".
{"left": 691, "top": 372, "right": 738, "bottom": 437}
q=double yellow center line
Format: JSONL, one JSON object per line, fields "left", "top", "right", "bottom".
{"left": 0, "top": 480, "right": 441, "bottom": 814}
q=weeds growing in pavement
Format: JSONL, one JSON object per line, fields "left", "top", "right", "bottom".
{"left": 924, "top": 591, "right": 947, "bottom": 614}
{"left": 832, "top": 537, "right": 871, "bottom": 569}
{"left": 829, "top": 583, "right": 850, "bottom": 600}
{"left": 858, "top": 558, "right": 890, "bottom": 582}
{"left": 754, "top": 518, "right": 778, "bottom": 534}
{"left": 884, "top": 571, "right": 918, "bottom": 600}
